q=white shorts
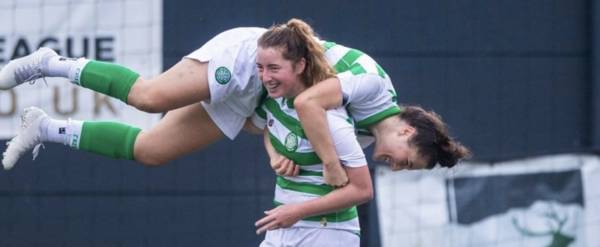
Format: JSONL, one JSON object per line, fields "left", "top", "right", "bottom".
{"left": 260, "top": 227, "right": 360, "bottom": 247}
{"left": 185, "top": 27, "right": 266, "bottom": 139}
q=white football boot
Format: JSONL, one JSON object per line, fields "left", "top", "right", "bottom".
{"left": 2, "top": 107, "right": 48, "bottom": 170}
{"left": 0, "top": 47, "right": 58, "bottom": 90}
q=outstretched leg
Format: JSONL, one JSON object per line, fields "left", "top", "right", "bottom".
{"left": 0, "top": 48, "right": 210, "bottom": 113}
{"left": 2, "top": 103, "right": 224, "bottom": 169}
{"left": 133, "top": 102, "right": 224, "bottom": 165}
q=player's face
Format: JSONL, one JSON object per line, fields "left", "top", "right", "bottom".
{"left": 257, "top": 46, "right": 306, "bottom": 98}
{"left": 372, "top": 124, "right": 428, "bottom": 171}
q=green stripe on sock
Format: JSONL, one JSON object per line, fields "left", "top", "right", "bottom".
{"left": 80, "top": 61, "right": 140, "bottom": 103}
{"left": 79, "top": 121, "right": 141, "bottom": 160}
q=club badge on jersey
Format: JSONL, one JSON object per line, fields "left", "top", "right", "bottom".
{"left": 215, "top": 66, "right": 231, "bottom": 85}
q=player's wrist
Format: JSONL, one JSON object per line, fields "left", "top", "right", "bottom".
{"left": 321, "top": 158, "right": 342, "bottom": 168}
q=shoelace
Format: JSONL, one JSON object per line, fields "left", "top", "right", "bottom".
{"left": 16, "top": 62, "right": 48, "bottom": 86}
{"left": 32, "top": 143, "right": 44, "bottom": 160}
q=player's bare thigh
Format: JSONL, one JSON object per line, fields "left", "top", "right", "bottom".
{"left": 133, "top": 102, "right": 224, "bottom": 165}
{"left": 128, "top": 58, "right": 211, "bottom": 113}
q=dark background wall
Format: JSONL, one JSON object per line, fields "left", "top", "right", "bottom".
{"left": 0, "top": 0, "right": 593, "bottom": 246}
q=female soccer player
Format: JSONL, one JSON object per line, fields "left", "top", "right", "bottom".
{"left": 253, "top": 20, "right": 372, "bottom": 246}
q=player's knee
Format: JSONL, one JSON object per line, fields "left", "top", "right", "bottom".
{"left": 133, "top": 134, "right": 172, "bottom": 166}
{"left": 135, "top": 95, "right": 169, "bottom": 113}
{"left": 128, "top": 79, "right": 169, "bottom": 113}
{"left": 135, "top": 148, "right": 170, "bottom": 166}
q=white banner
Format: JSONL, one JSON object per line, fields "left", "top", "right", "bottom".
{"left": 0, "top": 0, "right": 163, "bottom": 139}
{"left": 376, "top": 154, "right": 600, "bottom": 247}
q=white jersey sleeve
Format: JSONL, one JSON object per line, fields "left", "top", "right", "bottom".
{"left": 322, "top": 41, "right": 401, "bottom": 131}
{"left": 327, "top": 109, "right": 367, "bottom": 168}
{"left": 338, "top": 72, "right": 400, "bottom": 130}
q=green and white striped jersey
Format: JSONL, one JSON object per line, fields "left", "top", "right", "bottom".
{"left": 250, "top": 37, "right": 401, "bottom": 147}
{"left": 258, "top": 97, "right": 367, "bottom": 233}
{"left": 321, "top": 41, "right": 387, "bottom": 79}
{"left": 321, "top": 40, "right": 402, "bottom": 147}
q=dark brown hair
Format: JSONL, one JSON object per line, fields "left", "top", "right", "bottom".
{"left": 258, "top": 18, "right": 335, "bottom": 87}
{"left": 399, "top": 105, "right": 471, "bottom": 168}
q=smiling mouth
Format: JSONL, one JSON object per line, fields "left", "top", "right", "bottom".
{"left": 265, "top": 81, "right": 280, "bottom": 91}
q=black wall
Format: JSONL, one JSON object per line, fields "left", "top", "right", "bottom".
{"left": 0, "top": 0, "right": 594, "bottom": 246}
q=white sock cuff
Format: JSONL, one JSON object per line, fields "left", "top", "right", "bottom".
{"left": 45, "top": 119, "right": 68, "bottom": 145}
{"left": 67, "top": 119, "right": 84, "bottom": 148}
{"left": 68, "top": 58, "right": 91, "bottom": 85}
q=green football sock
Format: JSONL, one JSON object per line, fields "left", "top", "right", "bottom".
{"left": 79, "top": 61, "right": 140, "bottom": 103}
{"left": 77, "top": 121, "right": 141, "bottom": 160}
